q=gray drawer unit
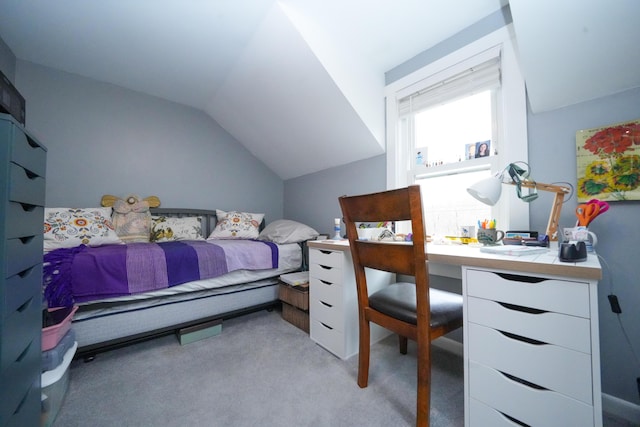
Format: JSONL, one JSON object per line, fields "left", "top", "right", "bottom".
{"left": 0, "top": 113, "right": 47, "bottom": 427}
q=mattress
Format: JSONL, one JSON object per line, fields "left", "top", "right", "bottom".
{"left": 73, "top": 242, "right": 301, "bottom": 320}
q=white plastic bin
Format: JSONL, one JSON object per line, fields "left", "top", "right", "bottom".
{"left": 41, "top": 341, "right": 77, "bottom": 427}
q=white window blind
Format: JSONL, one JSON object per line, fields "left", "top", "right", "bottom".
{"left": 398, "top": 55, "right": 501, "bottom": 117}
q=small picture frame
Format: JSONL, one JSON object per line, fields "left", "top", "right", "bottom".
{"left": 474, "top": 140, "right": 490, "bottom": 158}
{"left": 415, "top": 147, "right": 427, "bottom": 166}
{"left": 465, "top": 143, "right": 476, "bottom": 160}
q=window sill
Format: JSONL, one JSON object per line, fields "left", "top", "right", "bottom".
{"left": 414, "top": 156, "right": 497, "bottom": 179}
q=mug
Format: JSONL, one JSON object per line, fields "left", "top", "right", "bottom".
{"left": 477, "top": 228, "right": 505, "bottom": 245}
{"left": 459, "top": 225, "right": 476, "bottom": 238}
{"left": 562, "top": 226, "right": 597, "bottom": 252}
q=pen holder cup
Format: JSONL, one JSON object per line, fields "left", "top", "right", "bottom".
{"left": 562, "top": 226, "right": 597, "bottom": 253}
{"left": 559, "top": 241, "right": 587, "bottom": 262}
{"left": 477, "top": 229, "right": 505, "bottom": 246}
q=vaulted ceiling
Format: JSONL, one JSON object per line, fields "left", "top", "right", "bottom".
{"left": 1, "top": 1, "right": 638, "bottom": 179}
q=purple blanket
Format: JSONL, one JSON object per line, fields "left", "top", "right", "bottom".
{"left": 43, "top": 240, "right": 278, "bottom": 307}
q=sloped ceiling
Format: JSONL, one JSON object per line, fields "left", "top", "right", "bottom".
{"left": 0, "top": 0, "right": 508, "bottom": 179}
{"left": 509, "top": 0, "right": 640, "bottom": 113}
{"left": 1, "top": 1, "right": 637, "bottom": 179}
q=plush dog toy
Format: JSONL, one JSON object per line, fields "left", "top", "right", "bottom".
{"left": 101, "top": 194, "right": 160, "bottom": 243}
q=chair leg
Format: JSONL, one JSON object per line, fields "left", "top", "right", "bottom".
{"left": 399, "top": 335, "right": 408, "bottom": 354}
{"left": 357, "top": 319, "right": 371, "bottom": 388}
{"left": 416, "top": 338, "right": 431, "bottom": 427}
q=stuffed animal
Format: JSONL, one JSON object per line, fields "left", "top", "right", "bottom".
{"left": 101, "top": 194, "right": 160, "bottom": 243}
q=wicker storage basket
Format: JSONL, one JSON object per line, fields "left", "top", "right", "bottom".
{"left": 279, "top": 282, "right": 309, "bottom": 333}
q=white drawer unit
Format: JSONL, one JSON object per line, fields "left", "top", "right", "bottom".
{"left": 463, "top": 267, "right": 602, "bottom": 427}
{"left": 308, "top": 244, "right": 393, "bottom": 359}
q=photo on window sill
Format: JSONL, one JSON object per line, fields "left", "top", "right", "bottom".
{"left": 466, "top": 140, "right": 491, "bottom": 160}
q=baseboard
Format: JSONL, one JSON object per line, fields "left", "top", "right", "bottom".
{"left": 433, "top": 336, "right": 463, "bottom": 357}
{"left": 602, "top": 392, "right": 640, "bottom": 424}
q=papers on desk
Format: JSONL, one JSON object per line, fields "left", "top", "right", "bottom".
{"left": 479, "top": 245, "right": 549, "bottom": 256}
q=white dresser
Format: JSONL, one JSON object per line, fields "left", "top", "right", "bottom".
{"left": 308, "top": 242, "right": 393, "bottom": 359}
{"left": 463, "top": 266, "right": 602, "bottom": 427}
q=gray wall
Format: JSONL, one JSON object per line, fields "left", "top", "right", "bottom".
{"left": 284, "top": 154, "right": 386, "bottom": 236}
{"left": 14, "top": 61, "right": 284, "bottom": 221}
{"left": 0, "top": 37, "right": 15, "bottom": 82}
{"left": 528, "top": 87, "right": 640, "bottom": 405}
{"left": 283, "top": 18, "right": 640, "bottom": 410}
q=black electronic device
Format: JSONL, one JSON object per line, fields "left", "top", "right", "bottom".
{"left": 504, "top": 230, "right": 545, "bottom": 246}
{"left": 0, "top": 69, "right": 25, "bottom": 125}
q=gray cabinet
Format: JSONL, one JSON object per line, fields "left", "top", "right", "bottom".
{"left": 0, "top": 114, "right": 47, "bottom": 427}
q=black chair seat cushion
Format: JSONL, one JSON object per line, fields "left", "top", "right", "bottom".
{"left": 368, "top": 282, "right": 463, "bottom": 328}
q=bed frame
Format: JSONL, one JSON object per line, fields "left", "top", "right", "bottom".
{"left": 73, "top": 208, "right": 286, "bottom": 359}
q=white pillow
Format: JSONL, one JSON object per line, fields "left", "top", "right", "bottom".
{"left": 207, "top": 210, "right": 265, "bottom": 240}
{"left": 258, "top": 219, "right": 319, "bottom": 244}
{"left": 150, "top": 216, "right": 205, "bottom": 242}
{"left": 44, "top": 207, "right": 123, "bottom": 251}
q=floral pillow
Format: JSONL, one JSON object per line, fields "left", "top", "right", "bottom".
{"left": 207, "top": 210, "right": 264, "bottom": 240}
{"left": 150, "top": 216, "right": 205, "bottom": 242}
{"left": 43, "top": 207, "right": 123, "bottom": 251}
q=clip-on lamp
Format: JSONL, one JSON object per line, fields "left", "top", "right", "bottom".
{"left": 466, "top": 163, "right": 571, "bottom": 241}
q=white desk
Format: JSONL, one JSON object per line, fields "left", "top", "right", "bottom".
{"left": 308, "top": 240, "right": 602, "bottom": 427}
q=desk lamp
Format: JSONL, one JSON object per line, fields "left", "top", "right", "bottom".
{"left": 467, "top": 163, "right": 571, "bottom": 241}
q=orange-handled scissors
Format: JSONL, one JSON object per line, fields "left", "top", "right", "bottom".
{"left": 576, "top": 203, "right": 600, "bottom": 226}
{"left": 587, "top": 198, "right": 609, "bottom": 214}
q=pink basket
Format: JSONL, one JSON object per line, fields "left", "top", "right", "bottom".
{"left": 42, "top": 306, "right": 78, "bottom": 351}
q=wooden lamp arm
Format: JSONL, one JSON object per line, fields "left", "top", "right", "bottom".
{"left": 513, "top": 181, "right": 571, "bottom": 241}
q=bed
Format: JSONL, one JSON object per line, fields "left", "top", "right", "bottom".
{"left": 42, "top": 207, "right": 315, "bottom": 358}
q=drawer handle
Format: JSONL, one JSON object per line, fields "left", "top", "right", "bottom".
{"left": 17, "top": 266, "right": 35, "bottom": 278}
{"left": 499, "top": 330, "right": 546, "bottom": 346}
{"left": 19, "top": 235, "right": 35, "bottom": 245}
{"left": 320, "top": 280, "right": 333, "bottom": 285}
{"left": 319, "top": 265, "right": 332, "bottom": 271}
{"left": 498, "top": 302, "right": 547, "bottom": 315}
{"left": 497, "top": 409, "right": 531, "bottom": 427}
{"left": 21, "top": 167, "right": 39, "bottom": 180}
{"left": 17, "top": 296, "right": 34, "bottom": 313}
{"left": 13, "top": 385, "right": 30, "bottom": 415}
{"left": 26, "top": 136, "right": 42, "bottom": 149}
{"left": 19, "top": 202, "right": 37, "bottom": 212}
{"left": 320, "top": 301, "right": 333, "bottom": 308}
{"left": 320, "top": 322, "right": 333, "bottom": 330}
{"left": 496, "top": 272, "right": 546, "bottom": 284}
{"left": 499, "top": 370, "right": 547, "bottom": 392}
{"left": 320, "top": 250, "right": 332, "bottom": 255}
{"left": 16, "top": 341, "right": 32, "bottom": 362}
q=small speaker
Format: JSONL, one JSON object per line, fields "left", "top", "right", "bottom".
{"left": 0, "top": 69, "right": 25, "bottom": 125}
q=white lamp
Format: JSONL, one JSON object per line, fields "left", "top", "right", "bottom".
{"left": 466, "top": 174, "right": 503, "bottom": 205}
{"left": 467, "top": 163, "right": 571, "bottom": 241}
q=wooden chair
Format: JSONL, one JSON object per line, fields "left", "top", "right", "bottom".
{"left": 339, "top": 185, "right": 463, "bottom": 427}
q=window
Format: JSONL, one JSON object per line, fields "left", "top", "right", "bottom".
{"left": 386, "top": 25, "right": 529, "bottom": 238}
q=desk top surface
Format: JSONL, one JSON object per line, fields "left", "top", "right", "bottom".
{"left": 308, "top": 239, "right": 601, "bottom": 281}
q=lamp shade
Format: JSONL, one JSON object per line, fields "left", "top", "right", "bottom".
{"left": 467, "top": 175, "right": 502, "bottom": 205}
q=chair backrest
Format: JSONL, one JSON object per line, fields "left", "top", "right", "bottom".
{"left": 339, "top": 186, "right": 430, "bottom": 316}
